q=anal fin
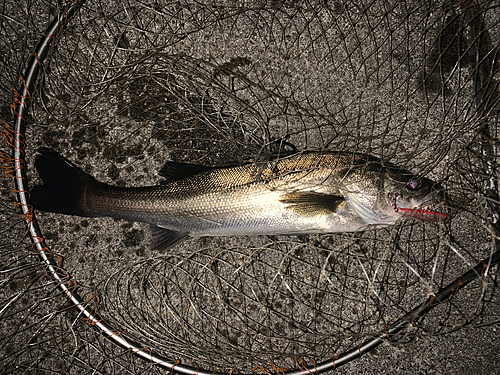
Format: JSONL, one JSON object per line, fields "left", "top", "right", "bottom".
{"left": 279, "top": 192, "right": 344, "bottom": 216}
{"left": 150, "top": 225, "right": 189, "bottom": 252}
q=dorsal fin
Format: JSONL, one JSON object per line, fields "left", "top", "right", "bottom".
{"left": 159, "top": 162, "right": 214, "bottom": 183}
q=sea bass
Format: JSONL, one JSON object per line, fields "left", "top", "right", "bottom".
{"left": 31, "top": 148, "right": 447, "bottom": 251}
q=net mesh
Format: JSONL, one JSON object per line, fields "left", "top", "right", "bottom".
{"left": 1, "top": 0, "right": 499, "bottom": 373}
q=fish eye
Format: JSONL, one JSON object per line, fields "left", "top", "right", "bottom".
{"left": 407, "top": 178, "right": 422, "bottom": 190}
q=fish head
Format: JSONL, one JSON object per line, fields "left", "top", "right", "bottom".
{"left": 339, "top": 162, "right": 447, "bottom": 225}
{"left": 379, "top": 167, "right": 448, "bottom": 223}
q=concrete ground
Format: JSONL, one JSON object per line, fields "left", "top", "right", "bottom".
{"left": 1, "top": 0, "right": 499, "bottom": 374}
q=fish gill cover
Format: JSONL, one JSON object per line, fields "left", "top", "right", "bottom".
{"left": 0, "top": 0, "right": 499, "bottom": 374}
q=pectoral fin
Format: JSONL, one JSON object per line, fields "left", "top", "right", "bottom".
{"left": 279, "top": 192, "right": 344, "bottom": 216}
{"left": 150, "top": 225, "right": 189, "bottom": 252}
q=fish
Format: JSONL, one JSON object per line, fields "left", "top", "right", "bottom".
{"left": 30, "top": 147, "right": 447, "bottom": 251}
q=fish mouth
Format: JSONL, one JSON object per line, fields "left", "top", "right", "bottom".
{"left": 397, "top": 205, "right": 448, "bottom": 222}
{"left": 389, "top": 193, "right": 448, "bottom": 223}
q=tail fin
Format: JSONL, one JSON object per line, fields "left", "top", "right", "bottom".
{"left": 31, "top": 147, "right": 102, "bottom": 217}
